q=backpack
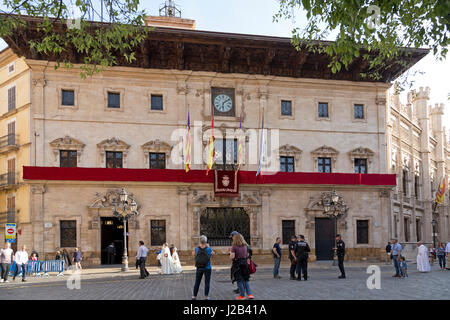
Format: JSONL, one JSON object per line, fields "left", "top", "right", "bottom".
{"left": 195, "top": 247, "right": 210, "bottom": 268}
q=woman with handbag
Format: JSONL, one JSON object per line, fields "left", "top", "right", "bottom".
{"left": 230, "top": 233, "right": 254, "bottom": 300}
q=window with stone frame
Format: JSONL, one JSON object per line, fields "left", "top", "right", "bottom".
{"left": 354, "top": 158, "right": 367, "bottom": 173}
{"left": 282, "top": 220, "right": 295, "bottom": 245}
{"left": 414, "top": 174, "right": 420, "bottom": 199}
{"left": 60, "top": 150, "right": 77, "bottom": 167}
{"left": 402, "top": 169, "right": 409, "bottom": 196}
{"left": 149, "top": 152, "right": 166, "bottom": 169}
{"left": 354, "top": 104, "right": 364, "bottom": 119}
{"left": 151, "top": 95, "right": 163, "bottom": 110}
{"left": 60, "top": 220, "right": 77, "bottom": 247}
{"left": 404, "top": 217, "right": 410, "bottom": 242}
{"left": 107, "top": 92, "right": 121, "bottom": 108}
{"left": 106, "top": 151, "right": 123, "bottom": 168}
{"left": 280, "top": 156, "right": 294, "bottom": 172}
{"left": 356, "top": 220, "right": 369, "bottom": 244}
{"left": 214, "top": 138, "right": 237, "bottom": 166}
{"left": 281, "top": 100, "right": 292, "bottom": 116}
{"left": 393, "top": 215, "right": 398, "bottom": 238}
{"left": 318, "top": 102, "right": 328, "bottom": 118}
{"left": 416, "top": 218, "right": 421, "bottom": 242}
{"left": 151, "top": 220, "right": 166, "bottom": 246}
{"left": 8, "top": 86, "right": 16, "bottom": 111}
{"left": 318, "top": 157, "right": 332, "bottom": 173}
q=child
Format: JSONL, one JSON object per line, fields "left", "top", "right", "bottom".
{"left": 156, "top": 248, "right": 162, "bottom": 267}
{"left": 399, "top": 256, "right": 408, "bottom": 278}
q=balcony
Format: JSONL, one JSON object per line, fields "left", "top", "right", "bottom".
{"left": 0, "top": 134, "right": 19, "bottom": 154}
{"left": 0, "top": 172, "right": 20, "bottom": 190}
{"left": 0, "top": 210, "right": 15, "bottom": 224}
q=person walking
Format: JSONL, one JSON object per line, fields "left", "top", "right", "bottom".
{"left": 106, "top": 243, "right": 116, "bottom": 264}
{"left": 192, "top": 235, "right": 214, "bottom": 300}
{"left": 385, "top": 242, "right": 392, "bottom": 264}
{"left": 136, "top": 241, "right": 149, "bottom": 279}
{"left": 13, "top": 245, "right": 28, "bottom": 282}
{"left": 436, "top": 242, "right": 446, "bottom": 270}
{"left": 294, "top": 235, "right": 310, "bottom": 281}
{"left": 334, "top": 234, "right": 346, "bottom": 279}
{"left": 72, "top": 248, "right": 82, "bottom": 270}
{"left": 0, "top": 242, "right": 14, "bottom": 283}
{"left": 390, "top": 238, "right": 402, "bottom": 277}
{"left": 272, "top": 237, "right": 282, "bottom": 279}
{"left": 446, "top": 241, "right": 450, "bottom": 269}
{"left": 230, "top": 233, "right": 254, "bottom": 300}
{"left": 62, "top": 249, "right": 72, "bottom": 270}
{"left": 288, "top": 235, "right": 297, "bottom": 280}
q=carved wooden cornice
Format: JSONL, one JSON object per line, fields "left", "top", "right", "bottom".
{"left": 2, "top": 15, "right": 429, "bottom": 83}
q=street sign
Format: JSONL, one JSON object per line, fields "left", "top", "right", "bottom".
{"left": 5, "top": 223, "right": 16, "bottom": 240}
{"left": 6, "top": 239, "right": 15, "bottom": 243}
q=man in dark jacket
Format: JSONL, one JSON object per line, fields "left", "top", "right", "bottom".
{"left": 106, "top": 243, "right": 116, "bottom": 264}
{"left": 334, "top": 234, "right": 346, "bottom": 279}
{"left": 288, "top": 235, "right": 297, "bottom": 280}
{"left": 294, "top": 235, "right": 310, "bottom": 281}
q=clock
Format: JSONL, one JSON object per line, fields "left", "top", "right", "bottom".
{"left": 214, "top": 94, "right": 233, "bottom": 112}
{"left": 211, "top": 87, "right": 235, "bottom": 116}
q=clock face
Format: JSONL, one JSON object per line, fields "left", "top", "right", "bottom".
{"left": 214, "top": 94, "right": 233, "bottom": 113}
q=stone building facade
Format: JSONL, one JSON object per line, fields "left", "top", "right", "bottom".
{"left": 0, "top": 13, "right": 434, "bottom": 265}
{"left": 387, "top": 86, "right": 450, "bottom": 257}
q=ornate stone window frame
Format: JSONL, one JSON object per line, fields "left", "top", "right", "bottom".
{"left": 49, "top": 135, "right": 85, "bottom": 166}
{"left": 314, "top": 99, "right": 332, "bottom": 121}
{"left": 351, "top": 102, "right": 367, "bottom": 123}
{"left": 279, "top": 96, "right": 295, "bottom": 120}
{"left": 278, "top": 144, "right": 302, "bottom": 171}
{"left": 352, "top": 216, "right": 373, "bottom": 247}
{"left": 145, "top": 215, "right": 171, "bottom": 248}
{"left": 348, "top": 147, "right": 375, "bottom": 173}
{"left": 311, "top": 145, "right": 339, "bottom": 172}
{"left": 57, "top": 85, "right": 79, "bottom": 110}
{"left": 141, "top": 139, "right": 173, "bottom": 168}
{"left": 97, "top": 137, "right": 130, "bottom": 167}
{"left": 147, "top": 89, "right": 168, "bottom": 114}
{"left": 104, "top": 87, "right": 125, "bottom": 112}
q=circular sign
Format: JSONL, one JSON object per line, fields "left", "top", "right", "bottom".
{"left": 7, "top": 228, "right": 14, "bottom": 235}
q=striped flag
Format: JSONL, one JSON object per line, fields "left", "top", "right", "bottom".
{"left": 206, "top": 108, "right": 215, "bottom": 175}
{"left": 435, "top": 176, "right": 446, "bottom": 204}
{"left": 237, "top": 113, "right": 243, "bottom": 172}
{"left": 256, "top": 111, "right": 265, "bottom": 176}
{"left": 185, "top": 111, "right": 191, "bottom": 173}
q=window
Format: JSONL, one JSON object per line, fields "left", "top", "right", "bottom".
{"left": 318, "top": 102, "right": 328, "bottom": 118}
{"left": 414, "top": 175, "right": 420, "bottom": 199}
{"left": 8, "top": 86, "right": 16, "bottom": 111}
{"left": 7, "top": 121, "right": 15, "bottom": 146}
{"left": 107, "top": 92, "right": 121, "bottom": 108}
{"left": 62, "top": 90, "right": 75, "bottom": 106}
{"left": 151, "top": 95, "right": 163, "bottom": 110}
{"left": 404, "top": 217, "right": 410, "bottom": 242}
{"left": 149, "top": 152, "right": 166, "bottom": 169}
{"left": 6, "top": 195, "right": 15, "bottom": 223}
{"left": 214, "top": 138, "right": 237, "bottom": 166}
{"left": 354, "top": 104, "right": 364, "bottom": 119}
{"left": 7, "top": 158, "right": 15, "bottom": 184}
{"left": 393, "top": 215, "right": 398, "bottom": 238}
{"left": 354, "top": 158, "right": 367, "bottom": 173}
{"left": 60, "top": 150, "right": 77, "bottom": 167}
{"left": 282, "top": 220, "right": 295, "bottom": 245}
{"left": 106, "top": 151, "right": 123, "bottom": 168}
{"left": 356, "top": 220, "right": 369, "bottom": 244}
{"left": 280, "top": 156, "right": 294, "bottom": 172}
{"left": 8, "top": 63, "right": 14, "bottom": 74}
{"left": 402, "top": 169, "right": 408, "bottom": 196}
{"left": 416, "top": 218, "right": 421, "bottom": 242}
{"left": 150, "top": 220, "right": 166, "bottom": 246}
{"left": 318, "top": 157, "right": 331, "bottom": 173}
{"left": 281, "top": 100, "right": 292, "bottom": 116}
{"left": 60, "top": 220, "right": 77, "bottom": 247}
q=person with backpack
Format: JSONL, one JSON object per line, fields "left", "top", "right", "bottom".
{"left": 230, "top": 233, "right": 254, "bottom": 300}
{"left": 192, "top": 235, "right": 214, "bottom": 300}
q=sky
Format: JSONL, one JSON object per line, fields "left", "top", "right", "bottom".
{"left": 1, "top": 0, "right": 449, "bottom": 127}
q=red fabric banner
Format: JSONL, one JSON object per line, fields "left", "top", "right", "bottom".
{"left": 22, "top": 166, "right": 396, "bottom": 186}
{"left": 214, "top": 170, "right": 239, "bottom": 197}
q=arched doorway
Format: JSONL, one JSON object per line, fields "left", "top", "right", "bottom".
{"left": 200, "top": 208, "right": 250, "bottom": 246}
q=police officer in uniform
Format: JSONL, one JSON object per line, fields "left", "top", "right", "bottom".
{"left": 334, "top": 234, "right": 346, "bottom": 279}
{"left": 288, "top": 235, "right": 297, "bottom": 280}
{"left": 294, "top": 235, "right": 310, "bottom": 281}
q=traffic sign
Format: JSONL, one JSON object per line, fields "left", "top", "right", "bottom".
{"left": 5, "top": 223, "right": 16, "bottom": 240}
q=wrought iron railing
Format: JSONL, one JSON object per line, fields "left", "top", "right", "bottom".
{"left": 0, "top": 172, "right": 19, "bottom": 186}
{"left": 0, "top": 134, "right": 18, "bottom": 149}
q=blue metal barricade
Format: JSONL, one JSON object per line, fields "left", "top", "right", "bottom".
{"left": 27, "top": 261, "right": 42, "bottom": 277}
{"left": 41, "top": 260, "right": 65, "bottom": 276}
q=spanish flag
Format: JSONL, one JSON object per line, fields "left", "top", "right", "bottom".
{"left": 435, "top": 176, "right": 446, "bottom": 204}
{"left": 185, "top": 111, "right": 191, "bottom": 173}
{"left": 206, "top": 108, "right": 215, "bottom": 175}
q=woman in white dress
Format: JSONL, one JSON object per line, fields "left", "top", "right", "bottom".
{"left": 160, "top": 243, "right": 174, "bottom": 274}
{"left": 417, "top": 241, "right": 431, "bottom": 272}
{"left": 171, "top": 247, "right": 183, "bottom": 273}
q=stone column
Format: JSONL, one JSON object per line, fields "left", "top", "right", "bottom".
{"left": 260, "top": 188, "right": 271, "bottom": 250}
{"left": 31, "top": 69, "right": 48, "bottom": 166}
{"left": 30, "top": 185, "right": 46, "bottom": 254}
{"left": 178, "top": 187, "right": 190, "bottom": 250}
